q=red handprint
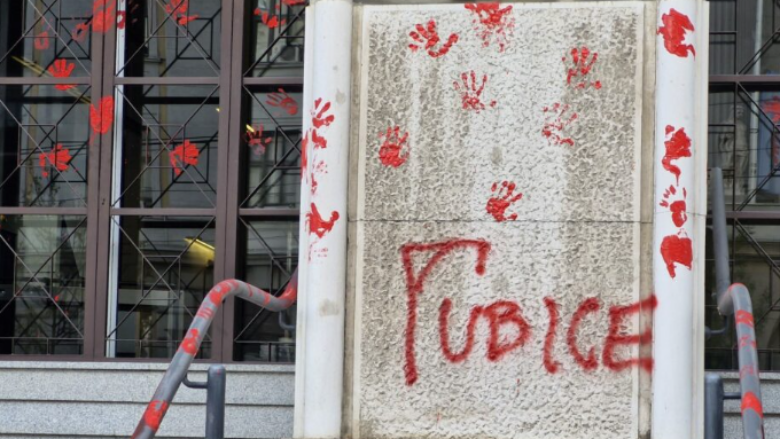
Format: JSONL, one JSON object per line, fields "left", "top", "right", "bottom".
{"left": 307, "top": 202, "right": 339, "bottom": 238}
{"left": 38, "top": 144, "right": 72, "bottom": 178}
{"left": 72, "top": 23, "right": 90, "bottom": 42}
{"left": 34, "top": 31, "right": 50, "bottom": 50}
{"left": 378, "top": 126, "right": 409, "bottom": 168}
{"left": 659, "top": 185, "right": 687, "bottom": 227}
{"left": 657, "top": 8, "right": 695, "bottom": 58}
{"left": 90, "top": 96, "right": 115, "bottom": 135}
{"left": 662, "top": 125, "right": 692, "bottom": 184}
{"left": 311, "top": 98, "right": 334, "bottom": 128}
{"left": 542, "top": 103, "right": 578, "bottom": 146}
{"left": 486, "top": 181, "right": 522, "bottom": 222}
{"left": 564, "top": 46, "right": 602, "bottom": 89}
{"left": 165, "top": 0, "right": 199, "bottom": 25}
{"left": 408, "top": 20, "right": 459, "bottom": 58}
{"left": 266, "top": 88, "right": 298, "bottom": 115}
{"left": 245, "top": 124, "right": 273, "bottom": 156}
{"left": 282, "top": 0, "right": 306, "bottom": 5}
{"left": 48, "top": 59, "right": 76, "bottom": 91}
{"left": 255, "top": 7, "right": 287, "bottom": 29}
{"left": 117, "top": 10, "right": 126, "bottom": 30}
{"left": 464, "top": 2, "right": 514, "bottom": 52}
{"left": 660, "top": 231, "right": 692, "bottom": 278}
{"left": 311, "top": 130, "right": 327, "bottom": 149}
{"left": 169, "top": 139, "right": 199, "bottom": 176}
{"left": 179, "top": 328, "right": 200, "bottom": 355}
{"left": 453, "top": 71, "right": 496, "bottom": 112}
{"left": 310, "top": 160, "right": 327, "bottom": 195}
{"left": 92, "top": 0, "right": 116, "bottom": 33}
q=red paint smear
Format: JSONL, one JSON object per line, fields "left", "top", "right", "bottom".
{"left": 763, "top": 97, "right": 780, "bottom": 123}
{"left": 257, "top": 10, "right": 287, "bottom": 29}
{"left": 48, "top": 59, "right": 76, "bottom": 91}
{"left": 300, "top": 131, "right": 309, "bottom": 181}
{"left": 464, "top": 2, "right": 514, "bottom": 52}
{"left": 542, "top": 103, "right": 578, "bottom": 146}
{"left": 401, "top": 239, "right": 491, "bottom": 386}
{"left": 659, "top": 184, "right": 688, "bottom": 227}
{"left": 38, "top": 144, "right": 72, "bottom": 178}
{"left": 439, "top": 298, "right": 481, "bottom": 363}
{"left": 739, "top": 335, "right": 757, "bottom": 350}
{"left": 311, "top": 129, "right": 327, "bottom": 149}
{"left": 742, "top": 392, "right": 764, "bottom": 419}
{"left": 142, "top": 400, "right": 169, "bottom": 433}
{"left": 90, "top": 96, "right": 114, "bottom": 135}
{"left": 408, "top": 19, "right": 459, "bottom": 58}
{"left": 602, "top": 294, "right": 657, "bottom": 373}
{"left": 484, "top": 300, "right": 531, "bottom": 362}
{"left": 660, "top": 233, "right": 692, "bottom": 278}
{"left": 92, "top": 0, "right": 116, "bottom": 33}
{"left": 165, "top": 0, "right": 198, "bottom": 26}
{"left": 72, "top": 23, "right": 90, "bottom": 42}
{"left": 208, "top": 284, "right": 229, "bottom": 305}
{"left": 378, "top": 126, "right": 410, "bottom": 168}
{"left": 267, "top": 88, "right": 298, "bottom": 116}
{"left": 34, "top": 31, "right": 49, "bottom": 50}
{"left": 564, "top": 47, "right": 601, "bottom": 89}
{"left": 195, "top": 306, "right": 215, "bottom": 320}
{"left": 542, "top": 297, "right": 561, "bottom": 374}
{"left": 245, "top": 124, "right": 273, "bottom": 156}
{"left": 662, "top": 125, "right": 692, "bottom": 185}
{"left": 657, "top": 8, "right": 696, "bottom": 58}
{"left": 740, "top": 364, "right": 757, "bottom": 380}
{"left": 736, "top": 310, "right": 755, "bottom": 328}
{"left": 312, "top": 98, "right": 334, "bottom": 129}
{"left": 566, "top": 297, "right": 601, "bottom": 371}
{"left": 117, "top": 11, "right": 126, "bottom": 30}
{"left": 486, "top": 180, "right": 522, "bottom": 222}
{"left": 453, "top": 71, "right": 495, "bottom": 112}
{"left": 179, "top": 328, "right": 200, "bottom": 356}
{"left": 282, "top": 0, "right": 306, "bottom": 5}
{"left": 310, "top": 160, "right": 326, "bottom": 195}
{"left": 307, "top": 202, "right": 339, "bottom": 238}
{"left": 169, "top": 139, "right": 199, "bottom": 177}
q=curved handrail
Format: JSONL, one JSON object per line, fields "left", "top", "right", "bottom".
{"left": 131, "top": 271, "right": 298, "bottom": 439}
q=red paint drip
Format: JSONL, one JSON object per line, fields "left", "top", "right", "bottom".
{"left": 662, "top": 125, "right": 691, "bottom": 185}
{"left": 567, "top": 297, "right": 601, "bottom": 371}
{"left": 486, "top": 180, "right": 522, "bottom": 222}
{"left": 657, "top": 8, "right": 696, "bottom": 58}
{"left": 90, "top": 96, "right": 115, "bottom": 135}
{"left": 741, "top": 392, "right": 764, "bottom": 419}
{"left": 542, "top": 103, "right": 578, "bottom": 146}
{"left": 38, "top": 144, "right": 72, "bottom": 178}
{"left": 312, "top": 98, "right": 334, "bottom": 129}
{"left": 563, "top": 46, "right": 601, "bottom": 89}
{"left": 453, "top": 71, "right": 494, "bottom": 112}
{"left": 401, "top": 239, "right": 491, "bottom": 386}
{"left": 602, "top": 294, "right": 657, "bottom": 373}
{"left": 736, "top": 310, "right": 755, "bottom": 328}
{"left": 659, "top": 184, "right": 688, "bottom": 227}
{"left": 267, "top": 88, "right": 298, "bottom": 115}
{"left": 439, "top": 298, "right": 482, "bottom": 363}
{"left": 307, "top": 202, "right": 339, "bottom": 238}
{"left": 117, "top": 10, "right": 126, "bottom": 29}
{"left": 484, "top": 300, "right": 531, "bottom": 362}
{"left": 378, "top": 126, "right": 410, "bottom": 168}
{"left": 660, "top": 233, "right": 692, "bottom": 278}
{"left": 464, "top": 2, "right": 514, "bottom": 52}
{"left": 142, "top": 400, "right": 169, "bottom": 433}
{"left": 48, "top": 59, "right": 76, "bottom": 90}
{"left": 542, "top": 297, "right": 561, "bottom": 374}
{"left": 34, "top": 31, "right": 50, "bottom": 50}
{"left": 179, "top": 328, "right": 200, "bottom": 356}
{"left": 408, "top": 19, "right": 459, "bottom": 58}
{"left": 169, "top": 139, "right": 199, "bottom": 177}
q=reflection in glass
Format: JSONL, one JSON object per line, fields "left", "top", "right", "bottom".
{"left": 234, "top": 220, "right": 297, "bottom": 362}
{"left": 0, "top": 215, "right": 86, "bottom": 355}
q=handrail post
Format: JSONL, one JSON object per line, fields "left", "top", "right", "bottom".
{"left": 705, "top": 373, "right": 725, "bottom": 439}
{"left": 205, "top": 365, "right": 226, "bottom": 439}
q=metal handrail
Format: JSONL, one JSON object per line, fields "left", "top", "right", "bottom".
{"left": 709, "top": 167, "right": 764, "bottom": 439}
{"left": 131, "top": 271, "right": 298, "bottom": 439}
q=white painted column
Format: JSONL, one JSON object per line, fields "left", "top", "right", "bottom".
{"left": 295, "top": 0, "right": 353, "bottom": 437}
{"left": 652, "top": 1, "right": 706, "bottom": 438}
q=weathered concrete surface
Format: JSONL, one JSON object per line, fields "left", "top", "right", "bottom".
{"left": 348, "top": 2, "right": 654, "bottom": 439}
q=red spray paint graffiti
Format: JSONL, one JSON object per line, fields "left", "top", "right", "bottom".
{"left": 542, "top": 297, "right": 561, "bottom": 374}
{"left": 660, "top": 233, "right": 692, "bottom": 278}
{"left": 408, "top": 20, "right": 459, "bottom": 58}
{"left": 245, "top": 124, "right": 273, "bottom": 156}
{"left": 90, "top": 96, "right": 115, "bottom": 135}
{"left": 602, "top": 295, "right": 657, "bottom": 373}
{"left": 169, "top": 139, "right": 200, "bottom": 176}
{"left": 542, "top": 103, "right": 578, "bottom": 146}
{"left": 179, "top": 328, "right": 200, "bottom": 356}
{"left": 486, "top": 180, "right": 522, "bottom": 222}
{"left": 38, "top": 144, "right": 72, "bottom": 178}
{"left": 311, "top": 98, "right": 335, "bottom": 128}
{"left": 439, "top": 298, "right": 482, "bottom": 363}
{"left": 464, "top": 2, "right": 514, "bottom": 53}
{"left": 658, "top": 8, "right": 696, "bottom": 58}
{"left": 141, "top": 400, "right": 170, "bottom": 433}
{"left": 48, "top": 59, "right": 76, "bottom": 90}
{"left": 267, "top": 88, "right": 299, "bottom": 115}
{"left": 742, "top": 392, "right": 764, "bottom": 419}
{"left": 34, "top": 31, "right": 50, "bottom": 50}
{"left": 307, "top": 202, "right": 339, "bottom": 238}
{"left": 662, "top": 125, "right": 692, "bottom": 185}
{"left": 659, "top": 185, "right": 687, "bottom": 228}
{"left": 567, "top": 297, "right": 600, "bottom": 371}
{"left": 564, "top": 47, "right": 602, "bottom": 89}
{"left": 378, "top": 126, "right": 410, "bottom": 168}
{"left": 484, "top": 300, "right": 532, "bottom": 362}
{"left": 401, "top": 239, "right": 491, "bottom": 386}
{"left": 453, "top": 71, "right": 496, "bottom": 112}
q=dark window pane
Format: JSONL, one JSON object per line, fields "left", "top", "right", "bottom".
{"left": 107, "top": 215, "right": 215, "bottom": 359}
{"left": 246, "top": 0, "right": 305, "bottom": 78}
{"left": 234, "top": 220, "right": 297, "bottom": 362}
{"left": 0, "top": 215, "right": 86, "bottom": 355}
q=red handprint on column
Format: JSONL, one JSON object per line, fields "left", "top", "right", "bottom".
{"left": 307, "top": 202, "right": 340, "bottom": 239}
{"left": 563, "top": 47, "right": 602, "bottom": 89}
{"left": 169, "top": 139, "right": 200, "bottom": 176}
{"left": 72, "top": 23, "right": 90, "bottom": 42}
{"left": 660, "top": 232, "right": 692, "bottom": 278}
{"left": 542, "top": 103, "right": 578, "bottom": 146}
{"left": 464, "top": 2, "right": 514, "bottom": 53}
{"left": 662, "top": 125, "right": 692, "bottom": 185}
{"left": 378, "top": 126, "right": 410, "bottom": 168}
{"left": 311, "top": 98, "right": 334, "bottom": 129}
{"left": 266, "top": 88, "right": 298, "bottom": 115}
{"left": 245, "top": 124, "right": 273, "bottom": 156}
{"left": 453, "top": 71, "right": 496, "bottom": 112}
{"left": 38, "top": 144, "right": 72, "bottom": 178}
{"left": 48, "top": 59, "right": 76, "bottom": 91}
{"left": 659, "top": 185, "right": 687, "bottom": 227}
{"left": 486, "top": 181, "right": 522, "bottom": 222}
{"left": 408, "top": 20, "right": 459, "bottom": 58}
{"left": 657, "top": 8, "right": 695, "bottom": 58}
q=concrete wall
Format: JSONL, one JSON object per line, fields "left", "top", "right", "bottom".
{"left": 346, "top": 2, "right": 657, "bottom": 439}
{"left": 0, "top": 361, "right": 294, "bottom": 438}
